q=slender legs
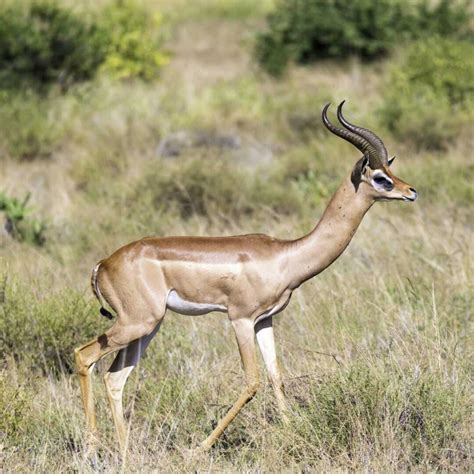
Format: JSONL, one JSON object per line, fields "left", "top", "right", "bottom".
{"left": 200, "top": 318, "right": 260, "bottom": 450}
{"left": 255, "top": 316, "right": 289, "bottom": 420}
{"left": 104, "top": 322, "right": 162, "bottom": 451}
{"left": 199, "top": 316, "right": 288, "bottom": 450}
{"left": 74, "top": 320, "right": 161, "bottom": 444}
{"left": 76, "top": 312, "right": 287, "bottom": 452}
{"left": 74, "top": 327, "right": 128, "bottom": 436}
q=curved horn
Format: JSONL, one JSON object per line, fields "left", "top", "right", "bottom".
{"left": 322, "top": 103, "right": 378, "bottom": 160}
{"left": 337, "top": 100, "right": 388, "bottom": 167}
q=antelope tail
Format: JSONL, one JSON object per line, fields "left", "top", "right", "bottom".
{"left": 91, "top": 262, "right": 114, "bottom": 320}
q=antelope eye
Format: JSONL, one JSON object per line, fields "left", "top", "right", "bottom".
{"left": 374, "top": 175, "right": 389, "bottom": 185}
{"left": 373, "top": 174, "right": 394, "bottom": 190}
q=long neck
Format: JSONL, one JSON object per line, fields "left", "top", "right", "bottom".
{"left": 287, "top": 174, "right": 374, "bottom": 289}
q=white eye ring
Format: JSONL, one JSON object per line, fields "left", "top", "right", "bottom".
{"left": 371, "top": 173, "right": 393, "bottom": 191}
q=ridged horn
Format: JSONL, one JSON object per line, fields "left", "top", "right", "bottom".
{"left": 337, "top": 100, "right": 388, "bottom": 167}
{"left": 322, "top": 103, "right": 378, "bottom": 163}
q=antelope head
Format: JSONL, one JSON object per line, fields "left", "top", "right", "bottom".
{"left": 322, "top": 101, "right": 417, "bottom": 202}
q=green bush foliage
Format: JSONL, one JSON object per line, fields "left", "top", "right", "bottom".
{"left": 0, "top": 277, "right": 107, "bottom": 373}
{"left": 130, "top": 156, "right": 304, "bottom": 224}
{"left": 289, "top": 364, "right": 467, "bottom": 466}
{"left": 0, "top": 0, "right": 168, "bottom": 90}
{"left": 255, "top": 0, "right": 472, "bottom": 76}
{"left": 379, "top": 37, "right": 474, "bottom": 150}
{"left": 0, "top": 1, "right": 105, "bottom": 90}
{"left": 0, "top": 374, "right": 27, "bottom": 444}
{"left": 99, "top": 0, "right": 168, "bottom": 80}
{"left": 0, "top": 372, "right": 81, "bottom": 456}
{"left": 0, "top": 91, "right": 67, "bottom": 159}
{"left": 0, "top": 192, "right": 46, "bottom": 245}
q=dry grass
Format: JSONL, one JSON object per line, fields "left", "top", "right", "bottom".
{"left": 0, "top": 1, "right": 473, "bottom": 471}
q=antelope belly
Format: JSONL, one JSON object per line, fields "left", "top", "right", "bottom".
{"left": 166, "top": 289, "right": 226, "bottom": 316}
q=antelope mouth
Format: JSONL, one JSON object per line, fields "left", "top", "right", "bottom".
{"left": 402, "top": 187, "right": 418, "bottom": 202}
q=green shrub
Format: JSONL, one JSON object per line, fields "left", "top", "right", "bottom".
{"left": 0, "top": 277, "right": 107, "bottom": 374}
{"left": 379, "top": 37, "right": 474, "bottom": 150}
{"left": 0, "top": 367, "right": 85, "bottom": 453}
{"left": 0, "top": 372, "right": 32, "bottom": 445}
{"left": 255, "top": 0, "right": 472, "bottom": 76}
{"left": 0, "top": 191, "right": 46, "bottom": 245}
{"left": 415, "top": 0, "right": 473, "bottom": 41}
{"left": 289, "top": 363, "right": 468, "bottom": 467}
{"left": 0, "top": 1, "right": 105, "bottom": 90}
{"left": 0, "top": 0, "right": 168, "bottom": 90}
{"left": 0, "top": 91, "right": 66, "bottom": 159}
{"left": 99, "top": 0, "right": 168, "bottom": 81}
{"left": 130, "top": 156, "right": 303, "bottom": 225}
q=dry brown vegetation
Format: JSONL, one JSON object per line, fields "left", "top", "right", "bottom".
{"left": 0, "top": 1, "right": 472, "bottom": 471}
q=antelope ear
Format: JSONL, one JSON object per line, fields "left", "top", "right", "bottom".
{"left": 351, "top": 155, "right": 368, "bottom": 191}
{"left": 388, "top": 156, "right": 396, "bottom": 166}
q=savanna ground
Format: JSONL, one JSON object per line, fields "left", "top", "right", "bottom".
{"left": 0, "top": 0, "right": 473, "bottom": 471}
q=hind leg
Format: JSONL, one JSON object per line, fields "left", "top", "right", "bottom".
{"left": 75, "top": 330, "right": 122, "bottom": 435}
{"left": 74, "top": 320, "right": 159, "bottom": 436}
{"left": 104, "top": 321, "right": 162, "bottom": 451}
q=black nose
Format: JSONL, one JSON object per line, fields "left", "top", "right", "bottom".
{"left": 409, "top": 187, "right": 417, "bottom": 194}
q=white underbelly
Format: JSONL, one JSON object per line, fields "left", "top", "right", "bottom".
{"left": 166, "top": 289, "right": 227, "bottom": 316}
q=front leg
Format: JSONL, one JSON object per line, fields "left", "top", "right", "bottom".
{"left": 200, "top": 318, "right": 259, "bottom": 451}
{"left": 255, "top": 316, "right": 288, "bottom": 421}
